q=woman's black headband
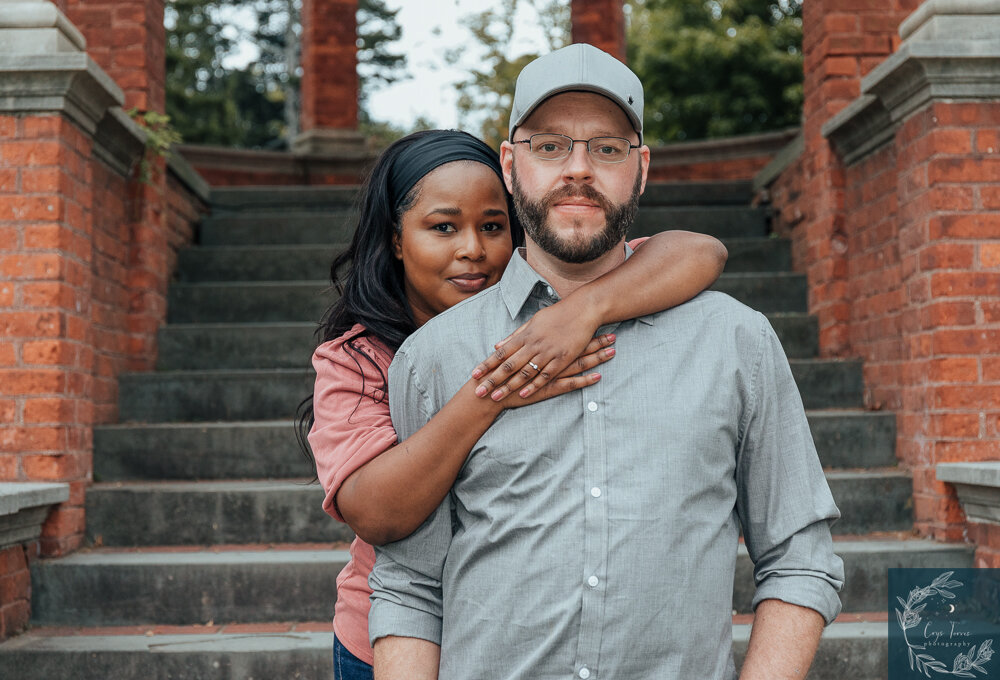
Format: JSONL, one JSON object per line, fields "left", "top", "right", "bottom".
{"left": 389, "top": 131, "right": 504, "bottom": 213}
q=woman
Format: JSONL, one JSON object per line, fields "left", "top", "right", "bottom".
{"left": 300, "top": 130, "right": 728, "bottom": 679}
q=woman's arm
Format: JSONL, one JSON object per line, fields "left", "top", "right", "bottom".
{"left": 334, "top": 336, "right": 615, "bottom": 545}
{"left": 473, "top": 230, "right": 727, "bottom": 400}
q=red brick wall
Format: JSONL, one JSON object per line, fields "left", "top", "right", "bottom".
{"left": 1, "top": 114, "right": 95, "bottom": 555}
{"left": 0, "top": 543, "right": 34, "bottom": 640}
{"left": 65, "top": 0, "right": 166, "bottom": 113}
{"left": 571, "top": 0, "right": 626, "bottom": 61}
{"left": 647, "top": 154, "right": 777, "bottom": 182}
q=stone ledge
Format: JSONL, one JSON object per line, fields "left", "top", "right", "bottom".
{"left": 0, "top": 482, "right": 69, "bottom": 549}
{"left": 937, "top": 462, "right": 1000, "bottom": 524}
{"left": 649, "top": 127, "right": 800, "bottom": 169}
{"left": 167, "top": 151, "right": 211, "bottom": 203}
{"left": 0, "top": 52, "right": 124, "bottom": 134}
{"left": 752, "top": 131, "right": 804, "bottom": 193}
{"left": 823, "top": 4, "right": 1000, "bottom": 165}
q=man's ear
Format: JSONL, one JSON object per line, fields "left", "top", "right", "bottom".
{"left": 638, "top": 145, "right": 651, "bottom": 195}
{"left": 499, "top": 141, "right": 515, "bottom": 194}
{"left": 391, "top": 231, "right": 403, "bottom": 260}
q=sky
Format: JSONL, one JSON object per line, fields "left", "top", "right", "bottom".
{"left": 220, "top": 1, "right": 559, "bottom": 132}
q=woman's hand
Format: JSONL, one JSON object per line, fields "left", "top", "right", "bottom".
{"left": 471, "top": 302, "right": 612, "bottom": 401}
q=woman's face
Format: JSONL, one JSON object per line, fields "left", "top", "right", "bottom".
{"left": 394, "top": 161, "right": 513, "bottom": 327}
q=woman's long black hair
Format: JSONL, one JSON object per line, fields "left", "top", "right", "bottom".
{"left": 295, "top": 130, "right": 524, "bottom": 472}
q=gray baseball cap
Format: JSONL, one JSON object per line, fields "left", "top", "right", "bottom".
{"left": 509, "top": 43, "right": 644, "bottom": 143}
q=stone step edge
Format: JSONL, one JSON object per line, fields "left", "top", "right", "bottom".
{"left": 16, "top": 613, "right": 889, "bottom": 642}
{"left": 86, "top": 467, "right": 907, "bottom": 493}
{"left": 39, "top": 537, "right": 967, "bottom": 566}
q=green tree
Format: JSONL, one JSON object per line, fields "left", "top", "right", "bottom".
{"left": 627, "top": 0, "right": 803, "bottom": 143}
{"left": 449, "top": 0, "right": 569, "bottom": 149}
{"left": 165, "top": 0, "right": 405, "bottom": 149}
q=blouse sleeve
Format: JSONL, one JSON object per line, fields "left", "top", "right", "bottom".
{"left": 308, "top": 332, "right": 398, "bottom": 523}
{"left": 627, "top": 237, "right": 650, "bottom": 250}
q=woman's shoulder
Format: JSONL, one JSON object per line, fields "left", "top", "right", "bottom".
{"left": 313, "top": 323, "right": 395, "bottom": 375}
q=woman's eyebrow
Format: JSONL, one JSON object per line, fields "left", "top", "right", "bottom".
{"left": 482, "top": 208, "right": 507, "bottom": 217}
{"left": 425, "top": 206, "right": 461, "bottom": 217}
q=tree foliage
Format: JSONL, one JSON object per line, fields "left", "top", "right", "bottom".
{"left": 165, "top": 0, "right": 405, "bottom": 149}
{"left": 627, "top": 0, "right": 803, "bottom": 143}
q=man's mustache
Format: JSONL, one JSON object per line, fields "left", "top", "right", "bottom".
{"left": 540, "top": 183, "right": 611, "bottom": 214}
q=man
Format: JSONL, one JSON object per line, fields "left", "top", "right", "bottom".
{"left": 369, "top": 43, "right": 844, "bottom": 680}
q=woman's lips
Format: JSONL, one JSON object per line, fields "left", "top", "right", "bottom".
{"left": 448, "top": 273, "right": 489, "bottom": 293}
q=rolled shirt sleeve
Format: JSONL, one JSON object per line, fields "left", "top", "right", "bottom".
{"left": 736, "top": 314, "right": 845, "bottom": 624}
{"left": 368, "top": 347, "right": 450, "bottom": 646}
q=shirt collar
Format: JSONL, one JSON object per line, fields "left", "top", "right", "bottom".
{"left": 498, "top": 242, "right": 654, "bottom": 325}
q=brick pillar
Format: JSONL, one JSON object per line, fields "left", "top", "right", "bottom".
{"left": 822, "top": 0, "right": 1000, "bottom": 542}
{"left": 64, "top": 0, "right": 166, "bottom": 113}
{"left": 0, "top": 0, "right": 125, "bottom": 555}
{"left": 571, "top": 0, "right": 625, "bottom": 61}
{"left": 790, "top": 0, "right": 920, "bottom": 357}
{"left": 294, "top": 0, "right": 366, "bottom": 155}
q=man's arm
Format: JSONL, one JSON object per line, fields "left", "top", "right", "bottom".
{"left": 736, "top": 314, "right": 844, "bottom": 672}
{"left": 740, "top": 599, "right": 825, "bottom": 680}
{"left": 374, "top": 636, "right": 440, "bottom": 680}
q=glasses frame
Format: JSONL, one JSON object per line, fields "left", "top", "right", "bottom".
{"left": 512, "top": 133, "right": 640, "bottom": 164}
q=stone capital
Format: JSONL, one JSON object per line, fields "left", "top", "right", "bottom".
{"left": 937, "top": 463, "right": 1000, "bottom": 525}
{"left": 291, "top": 127, "right": 369, "bottom": 158}
{"left": 823, "top": 3, "right": 1000, "bottom": 164}
{"left": 0, "top": 53, "right": 124, "bottom": 134}
{"left": 0, "top": 482, "right": 69, "bottom": 549}
{"left": 0, "top": 0, "right": 87, "bottom": 54}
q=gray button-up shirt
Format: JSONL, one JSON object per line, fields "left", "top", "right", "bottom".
{"left": 370, "top": 247, "right": 844, "bottom": 680}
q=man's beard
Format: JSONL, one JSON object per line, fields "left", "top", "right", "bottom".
{"left": 510, "top": 163, "right": 642, "bottom": 264}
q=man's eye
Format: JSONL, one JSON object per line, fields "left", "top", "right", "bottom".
{"left": 539, "top": 143, "right": 559, "bottom": 153}
{"left": 596, "top": 145, "right": 617, "bottom": 155}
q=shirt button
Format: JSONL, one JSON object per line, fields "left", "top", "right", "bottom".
{"left": 587, "top": 401, "right": 598, "bottom": 412}
{"left": 590, "top": 487, "right": 602, "bottom": 498}
{"left": 588, "top": 575, "right": 599, "bottom": 588}
{"left": 579, "top": 668, "right": 591, "bottom": 679}
{"left": 546, "top": 285, "right": 554, "bottom": 297}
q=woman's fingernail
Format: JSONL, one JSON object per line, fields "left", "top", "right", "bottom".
{"left": 475, "top": 385, "right": 488, "bottom": 397}
{"left": 491, "top": 389, "right": 504, "bottom": 401}
{"left": 590, "top": 373, "right": 601, "bottom": 381}
{"left": 606, "top": 333, "right": 616, "bottom": 343}
{"left": 519, "top": 388, "right": 530, "bottom": 398}
{"left": 605, "top": 347, "right": 616, "bottom": 357}
{"left": 471, "top": 369, "right": 482, "bottom": 379}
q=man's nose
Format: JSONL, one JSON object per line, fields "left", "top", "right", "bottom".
{"left": 561, "top": 141, "right": 595, "bottom": 183}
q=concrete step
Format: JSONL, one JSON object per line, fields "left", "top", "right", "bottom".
{"left": 640, "top": 180, "right": 753, "bottom": 206}
{"left": 630, "top": 206, "right": 768, "bottom": 239}
{"left": 28, "top": 540, "right": 971, "bottom": 627}
{"left": 808, "top": 410, "right": 897, "bottom": 469}
{"left": 155, "top": 314, "right": 817, "bottom": 371}
{"left": 200, "top": 212, "right": 357, "bottom": 246}
{"left": 209, "top": 185, "right": 358, "bottom": 212}
{"left": 117, "top": 369, "right": 314, "bottom": 423}
{"left": 175, "top": 237, "right": 792, "bottom": 283}
{"left": 165, "top": 272, "right": 806, "bottom": 324}
{"left": 85, "top": 481, "right": 350, "bottom": 547}
{"left": 91, "top": 410, "right": 895, "bottom": 483}
{"left": 117, "top": 358, "right": 862, "bottom": 423}
{"left": 175, "top": 244, "right": 348, "bottom": 282}
{"left": 156, "top": 323, "right": 318, "bottom": 370}
{"left": 0, "top": 619, "right": 885, "bottom": 680}
{"left": 83, "top": 469, "right": 908, "bottom": 546}
{"left": 93, "top": 421, "right": 315, "bottom": 482}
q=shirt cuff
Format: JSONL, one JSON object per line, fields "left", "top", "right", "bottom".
{"left": 368, "top": 600, "right": 443, "bottom": 648}
{"left": 752, "top": 573, "right": 844, "bottom": 625}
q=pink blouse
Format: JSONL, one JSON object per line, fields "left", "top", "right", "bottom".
{"left": 309, "top": 323, "right": 396, "bottom": 666}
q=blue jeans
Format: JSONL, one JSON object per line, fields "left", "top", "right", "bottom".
{"left": 333, "top": 635, "right": 373, "bottom": 680}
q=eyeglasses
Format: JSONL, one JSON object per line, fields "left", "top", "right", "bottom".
{"left": 512, "top": 133, "right": 640, "bottom": 164}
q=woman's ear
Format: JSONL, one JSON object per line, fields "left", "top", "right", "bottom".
{"left": 392, "top": 231, "right": 403, "bottom": 260}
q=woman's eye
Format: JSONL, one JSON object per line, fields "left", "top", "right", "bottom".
{"left": 431, "top": 223, "right": 456, "bottom": 233}
{"left": 481, "top": 222, "right": 505, "bottom": 232}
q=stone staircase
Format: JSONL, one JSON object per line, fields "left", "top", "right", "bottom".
{"left": 0, "top": 181, "right": 974, "bottom": 678}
